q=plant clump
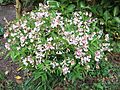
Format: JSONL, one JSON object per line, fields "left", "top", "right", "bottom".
{"left": 5, "top": 3, "right": 112, "bottom": 86}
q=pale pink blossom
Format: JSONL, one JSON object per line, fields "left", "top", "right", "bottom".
{"left": 75, "top": 49, "right": 83, "bottom": 58}
{"left": 95, "top": 51, "right": 101, "bottom": 62}
{"left": 62, "top": 66, "right": 70, "bottom": 75}
{"left": 71, "top": 60, "right": 75, "bottom": 65}
{"left": 20, "top": 36, "right": 26, "bottom": 43}
{"left": 5, "top": 43, "right": 10, "bottom": 50}
{"left": 45, "top": 43, "right": 54, "bottom": 50}
{"left": 105, "top": 34, "right": 109, "bottom": 41}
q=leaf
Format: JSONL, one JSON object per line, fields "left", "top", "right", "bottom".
{"left": 113, "top": 6, "right": 119, "bottom": 16}
{"left": 17, "top": 67, "right": 22, "bottom": 71}
{"left": 41, "top": 73, "right": 47, "bottom": 82}
{"left": 15, "top": 76, "right": 22, "bottom": 80}
{"left": 66, "top": 4, "right": 76, "bottom": 13}
{"left": 114, "top": 17, "right": 120, "bottom": 23}
{"left": 47, "top": 0, "right": 59, "bottom": 9}
{"left": 80, "top": 1, "right": 85, "bottom": 8}
{"left": 33, "top": 71, "right": 44, "bottom": 80}
{"left": 0, "top": 24, "right": 4, "bottom": 36}
{"left": 103, "top": 11, "right": 111, "bottom": 21}
{"left": 89, "top": 6, "right": 97, "bottom": 14}
{"left": 0, "top": 0, "right": 3, "bottom": 4}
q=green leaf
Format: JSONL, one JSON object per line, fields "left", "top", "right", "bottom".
{"left": 94, "top": 83, "right": 104, "bottom": 90}
{"left": 113, "top": 6, "right": 119, "bottom": 16}
{"left": 41, "top": 73, "right": 47, "bottom": 82}
{"left": 33, "top": 71, "right": 44, "bottom": 80}
{"left": 103, "top": 11, "right": 111, "bottom": 21}
{"left": 0, "top": 24, "right": 4, "bottom": 36}
{"left": 114, "top": 17, "right": 120, "bottom": 23}
{"left": 47, "top": 0, "right": 59, "bottom": 9}
{"left": 66, "top": 4, "right": 75, "bottom": 13}
{"left": 80, "top": 1, "right": 85, "bottom": 8}
{"left": 11, "top": 51, "right": 15, "bottom": 60}
{"left": 0, "top": 0, "right": 3, "bottom": 4}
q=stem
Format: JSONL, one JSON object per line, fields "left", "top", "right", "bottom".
{"left": 16, "top": 0, "right": 22, "bottom": 19}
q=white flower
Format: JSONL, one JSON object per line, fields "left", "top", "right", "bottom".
{"left": 5, "top": 43, "right": 10, "bottom": 50}
{"left": 20, "top": 36, "right": 26, "bottom": 43}
{"left": 95, "top": 51, "right": 101, "bottom": 62}
{"left": 73, "top": 17, "right": 79, "bottom": 25}
{"left": 12, "top": 24, "right": 18, "bottom": 29}
{"left": 27, "top": 56, "right": 34, "bottom": 64}
{"left": 23, "top": 58, "right": 28, "bottom": 66}
{"left": 89, "top": 12, "right": 92, "bottom": 17}
{"left": 71, "top": 60, "right": 75, "bottom": 65}
{"left": 47, "top": 37, "right": 53, "bottom": 42}
{"left": 105, "top": 34, "right": 109, "bottom": 41}
{"left": 85, "top": 65, "right": 90, "bottom": 70}
{"left": 30, "top": 39, "right": 34, "bottom": 43}
{"left": 17, "top": 47, "right": 20, "bottom": 50}
{"left": 62, "top": 66, "right": 70, "bottom": 75}
{"left": 28, "top": 33, "right": 33, "bottom": 38}
{"left": 4, "top": 32, "right": 9, "bottom": 38}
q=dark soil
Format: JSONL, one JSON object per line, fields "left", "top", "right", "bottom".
{"left": 0, "top": 38, "right": 23, "bottom": 82}
{"left": 0, "top": 5, "right": 16, "bottom": 26}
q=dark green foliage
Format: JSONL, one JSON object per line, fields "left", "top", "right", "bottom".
{"left": 0, "top": 24, "right": 4, "bottom": 37}
{"left": 0, "top": 0, "right": 15, "bottom": 5}
{"left": 22, "top": 0, "right": 44, "bottom": 8}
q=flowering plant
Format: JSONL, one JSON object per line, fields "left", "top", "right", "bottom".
{"left": 5, "top": 3, "right": 112, "bottom": 88}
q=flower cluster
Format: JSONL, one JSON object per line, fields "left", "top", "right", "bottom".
{"left": 5, "top": 3, "right": 111, "bottom": 76}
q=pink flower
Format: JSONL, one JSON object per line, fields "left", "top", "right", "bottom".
{"left": 75, "top": 49, "right": 83, "bottom": 58}
{"left": 95, "top": 51, "right": 101, "bottom": 61}
{"left": 76, "top": 49, "right": 82, "bottom": 56}
{"left": 20, "top": 36, "right": 26, "bottom": 43}
{"left": 95, "top": 51, "right": 100, "bottom": 58}
{"left": 71, "top": 60, "right": 75, "bottom": 65}
{"left": 45, "top": 43, "right": 54, "bottom": 50}
{"left": 69, "top": 38, "right": 78, "bottom": 45}
{"left": 51, "top": 18, "right": 60, "bottom": 28}
{"left": 5, "top": 43, "right": 10, "bottom": 50}
{"left": 62, "top": 66, "right": 70, "bottom": 75}
{"left": 36, "top": 12, "right": 44, "bottom": 18}
{"left": 81, "top": 36, "right": 88, "bottom": 45}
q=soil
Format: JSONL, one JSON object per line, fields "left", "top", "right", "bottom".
{"left": 0, "top": 4, "right": 20, "bottom": 82}
{"left": 0, "top": 5, "right": 16, "bottom": 26}
{"left": 0, "top": 38, "right": 23, "bottom": 82}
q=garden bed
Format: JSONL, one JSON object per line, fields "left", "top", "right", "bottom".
{"left": 0, "top": 1, "right": 120, "bottom": 89}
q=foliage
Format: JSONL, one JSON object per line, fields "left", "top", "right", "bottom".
{"left": 47, "top": 0, "right": 120, "bottom": 53}
{"left": 4, "top": 3, "right": 113, "bottom": 89}
{"left": 0, "top": 24, "right": 4, "bottom": 37}
{"left": 0, "top": 0, "right": 15, "bottom": 5}
{"left": 22, "top": 0, "right": 44, "bottom": 8}
{"left": 87, "top": 0, "right": 120, "bottom": 40}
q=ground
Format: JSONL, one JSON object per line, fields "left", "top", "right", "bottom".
{"left": 0, "top": 5, "right": 15, "bottom": 26}
{"left": 0, "top": 5, "right": 23, "bottom": 85}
